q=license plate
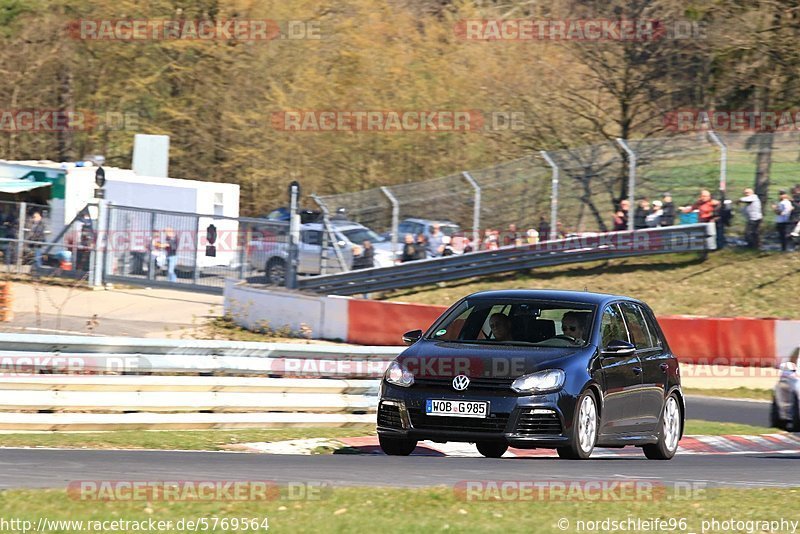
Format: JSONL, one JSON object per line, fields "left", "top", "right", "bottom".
{"left": 426, "top": 399, "right": 489, "bottom": 418}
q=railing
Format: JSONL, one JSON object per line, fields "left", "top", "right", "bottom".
{"left": 298, "top": 223, "right": 717, "bottom": 296}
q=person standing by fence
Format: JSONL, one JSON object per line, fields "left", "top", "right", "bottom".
{"left": 738, "top": 188, "right": 763, "bottom": 249}
{"left": 774, "top": 191, "right": 794, "bottom": 251}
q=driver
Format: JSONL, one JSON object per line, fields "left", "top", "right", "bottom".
{"left": 489, "top": 313, "right": 513, "bottom": 341}
{"left": 561, "top": 311, "right": 587, "bottom": 344}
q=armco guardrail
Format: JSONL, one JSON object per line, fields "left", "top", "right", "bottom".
{"left": 0, "top": 334, "right": 398, "bottom": 430}
{"left": 297, "top": 223, "right": 717, "bottom": 296}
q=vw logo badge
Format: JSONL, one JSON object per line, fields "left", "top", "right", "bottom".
{"left": 452, "top": 374, "right": 470, "bottom": 391}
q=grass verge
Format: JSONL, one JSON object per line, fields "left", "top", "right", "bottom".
{"left": 1, "top": 487, "right": 798, "bottom": 533}
{"left": 0, "top": 426, "right": 376, "bottom": 451}
{"left": 684, "top": 387, "right": 773, "bottom": 401}
{"left": 683, "top": 420, "right": 775, "bottom": 436}
{"left": 383, "top": 248, "right": 800, "bottom": 318}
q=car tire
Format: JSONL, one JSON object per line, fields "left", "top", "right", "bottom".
{"left": 792, "top": 396, "right": 800, "bottom": 433}
{"left": 557, "top": 390, "right": 598, "bottom": 460}
{"left": 770, "top": 395, "right": 784, "bottom": 430}
{"left": 643, "top": 393, "right": 682, "bottom": 460}
{"left": 379, "top": 435, "right": 417, "bottom": 456}
{"left": 476, "top": 441, "right": 508, "bottom": 458}
{"left": 264, "top": 258, "right": 287, "bottom": 286}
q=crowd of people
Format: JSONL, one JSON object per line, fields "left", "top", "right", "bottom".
{"left": 611, "top": 185, "right": 800, "bottom": 251}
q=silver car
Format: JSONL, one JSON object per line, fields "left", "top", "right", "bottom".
{"left": 771, "top": 347, "right": 800, "bottom": 431}
{"left": 247, "top": 221, "right": 395, "bottom": 285}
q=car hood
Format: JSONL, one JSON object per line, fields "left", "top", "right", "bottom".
{"left": 396, "top": 340, "right": 592, "bottom": 380}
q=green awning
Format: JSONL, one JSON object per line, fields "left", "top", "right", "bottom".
{"left": 0, "top": 181, "right": 52, "bottom": 194}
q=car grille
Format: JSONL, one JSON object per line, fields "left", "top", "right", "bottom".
{"left": 413, "top": 377, "right": 514, "bottom": 391}
{"left": 407, "top": 407, "right": 509, "bottom": 433}
{"left": 514, "top": 409, "right": 562, "bottom": 436}
{"left": 377, "top": 403, "right": 403, "bottom": 429}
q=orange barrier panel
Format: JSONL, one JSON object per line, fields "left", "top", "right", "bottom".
{"left": 347, "top": 300, "right": 446, "bottom": 346}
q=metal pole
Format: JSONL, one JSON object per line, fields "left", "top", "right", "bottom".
{"left": 540, "top": 151, "right": 559, "bottom": 241}
{"left": 311, "top": 194, "right": 349, "bottom": 272}
{"left": 616, "top": 138, "right": 637, "bottom": 232}
{"left": 707, "top": 130, "right": 727, "bottom": 195}
{"left": 92, "top": 199, "right": 108, "bottom": 287}
{"left": 287, "top": 183, "right": 300, "bottom": 289}
{"left": 462, "top": 172, "right": 481, "bottom": 248}
{"left": 148, "top": 211, "right": 157, "bottom": 281}
{"left": 380, "top": 186, "right": 399, "bottom": 260}
{"left": 15, "top": 202, "right": 25, "bottom": 274}
{"left": 192, "top": 215, "right": 200, "bottom": 285}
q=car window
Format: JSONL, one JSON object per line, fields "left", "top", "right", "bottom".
{"left": 341, "top": 228, "right": 384, "bottom": 244}
{"left": 600, "top": 304, "right": 630, "bottom": 348}
{"left": 620, "top": 302, "right": 655, "bottom": 349}
{"left": 302, "top": 230, "right": 322, "bottom": 246}
{"left": 639, "top": 306, "right": 663, "bottom": 348}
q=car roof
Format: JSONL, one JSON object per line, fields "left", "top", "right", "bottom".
{"left": 401, "top": 218, "right": 459, "bottom": 226}
{"left": 463, "top": 289, "right": 644, "bottom": 307}
{"left": 302, "top": 220, "right": 366, "bottom": 230}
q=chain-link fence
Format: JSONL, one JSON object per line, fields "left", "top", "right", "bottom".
{"left": 0, "top": 200, "right": 55, "bottom": 274}
{"left": 316, "top": 130, "right": 800, "bottom": 248}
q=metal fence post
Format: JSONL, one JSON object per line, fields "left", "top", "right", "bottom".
{"left": 192, "top": 215, "right": 201, "bottom": 285}
{"left": 148, "top": 211, "right": 157, "bottom": 281}
{"left": 461, "top": 172, "right": 481, "bottom": 247}
{"left": 380, "top": 186, "right": 399, "bottom": 259}
{"left": 540, "top": 151, "right": 559, "bottom": 241}
{"left": 311, "top": 194, "right": 349, "bottom": 272}
{"left": 91, "top": 199, "right": 109, "bottom": 287}
{"left": 707, "top": 131, "right": 727, "bottom": 195}
{"left": 15, "top": 202, "right": 25, "bottom": 274}
{"left": 615, "top": 138, "right": 637, "bottom": 232}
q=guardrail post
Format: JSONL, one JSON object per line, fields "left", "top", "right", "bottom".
{"left": 615, "top": 138, "right": 637, "bottom": 233}
{"left": 461, "top": 172, "right": 481, "bottom": 247}
{"left": 15, "top": 202, "right": 25, "bottom": 274}
{"left": 540, "top": 151, "right": 559, "bottom": 241}
{"left": 380, "top": 186, "right": 399, "bottom": 259}
{"left": 311, "top": 194, "right": 349, "bottom": 273}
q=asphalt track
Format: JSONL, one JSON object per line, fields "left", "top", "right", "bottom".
{"left": 686, "top": 395, "right": 770, "bottom": 427}
{"left": 0, "top": 448, "right": 798, "bottom": 490}
{"left": 0, "top": 397, "right": 778, "bottom": 491}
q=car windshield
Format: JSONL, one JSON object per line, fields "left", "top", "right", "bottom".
{"left": 341, "top": 228, "right": 385, "bottom": 243}
{"left": 439, "top": 225, "right": 460, "bottom": 237}
{"left": 427, "top": 299, "right": 595, "bottom": 348}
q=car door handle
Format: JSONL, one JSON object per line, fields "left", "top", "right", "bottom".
{"left": 632, "top": 367, "right": 642, "bottom": 375}
{"left": 659, "top": 363, "right": 669, "bottom": 373}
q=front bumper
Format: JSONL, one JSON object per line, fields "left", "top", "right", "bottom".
{"left": 377, "top": 382, "right": 576, "bottom": 448}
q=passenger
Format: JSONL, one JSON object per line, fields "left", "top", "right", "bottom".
{"left": 561, "top": 311, "right": 588, "bottom": 343}
{"left": 489, "top": 313, "right": 513, "bottom": 341}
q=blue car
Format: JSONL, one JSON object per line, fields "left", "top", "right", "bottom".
{"left": 377, "top": 290, "right": 684, "bottom": 460}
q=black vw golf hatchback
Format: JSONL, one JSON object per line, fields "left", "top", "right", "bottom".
{"left": 377, "top": 290, "right": 683, "bottom": 460}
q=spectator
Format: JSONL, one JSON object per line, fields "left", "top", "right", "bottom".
{"left": 441, "top": 235, "right": 454, "bottom": 256}
{"left": 525, "top": 228, "right": 539, "bottom": 244}
{"left": 634, "top": 199, "right": 651, "bottom": 230}
{"left": 27, "top": 211, "right": 47, "bottom": 269}
{"left": 773, "top": 191, "right": 794, "bottom": 251}
{"left": 538, "top": 216, "right": 550, "bottom": 241}
{"left": 462, "top": 238, "right": 474, "bottom": 254}
{"left": 483, "top": 229, "right": 498, "bottom": 250}
{"left": 415, "top": 233, "right": 428, "bottom": 260}
{"left": 613, "top": 199, "right": 630, "bottom": 231}
{"left": 661, "top": 194, "right": 676, "bottom": 226}
{"left": 790, "top": 185, "right": 800, "bottom": 239}
{"left": 738, "top": 188, "right": 763, "bottom": 249}
{"left": 489, "top": 313, "right": 513, "bottom": 341}
{"left": 154, "top": 228, "right": 179, "bottom": 282}
{"left": 352, "top": 240, "right": 375, "bottom": 269}
{"left": 503, "top": 223, "right": 519, "bottom": 247}
{"left": 400, "top": 234, "right": 417, "bottom": 262}
{"left": 682, "top": 189, "right": 719, "bottom": 223}
{"left": 427, "top": 224, "right": 443, "bottom": 257}
{"left": 646, "top": 200, "right": 663, "bottom": 227}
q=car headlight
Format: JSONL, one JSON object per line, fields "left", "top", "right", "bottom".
{"left": 384, "top": 361, "right": 414, "bottom": 387}
{"left": 511, "top": 369, "right": 565, "bottom": 394}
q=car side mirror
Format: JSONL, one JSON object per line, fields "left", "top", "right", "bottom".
{"left": 602, "top": 339, "right": 636, "bottom": 356}
{"left": 402, "top": 329, "right": 423, "bottom": 345}
{"left": 779, "top": 361, "right": 797, "bottom": 373}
